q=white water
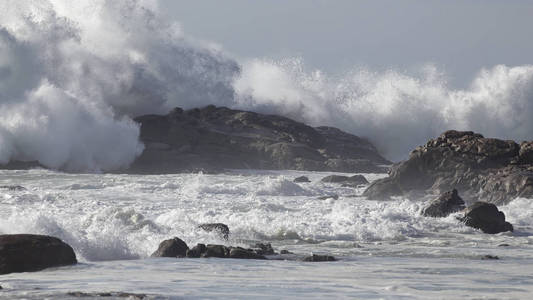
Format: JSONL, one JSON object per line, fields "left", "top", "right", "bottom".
{"left": 1, "top": 169, "right": 533, "bottom": 299}
{"left": 2, "top": 0, "right": 533, "bottom": 169}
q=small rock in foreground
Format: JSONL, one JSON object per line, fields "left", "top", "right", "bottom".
{"left": 253, "top": 243, "right": 276, "bottom": 255}
{"left": 0, "top": 234, "right": 77, "bottom": 275}
{"left": 150, "top": 237, "right": 189, "bottom": 258}
{"left": 321, "top": 175, "right": 368, "bottom": 186}
{"left": 481, "top": 255, "right": 499, "bottom": 260}
{"left": 67, "top": 291, "right": 147, "bottom": 299}
{"left": 185, "top": 243, "right": 266, "bottom": 260}
{"left": 422, "top": 189, "right": 466, "bottom": 217}
{"left": 293, "top": 176, "right": 311, "bottom": 183}
{"left": 0, "top": 185, "right": 26, "bottom": 191}
{"left": 461, "top": 202, "right": 513, "bottom": 234}
{"left": 302, "top": 254, "right": 336, "bottom": 262}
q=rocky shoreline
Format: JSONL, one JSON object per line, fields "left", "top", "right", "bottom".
{"left": 364, "top": 130, "right": 533, "bottom": 204}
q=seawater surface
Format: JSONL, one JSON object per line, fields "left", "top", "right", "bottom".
{"left": 1, "top": 169, "right": 532, "bottom": 299}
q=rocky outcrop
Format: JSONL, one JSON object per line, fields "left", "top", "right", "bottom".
{"left": 150, "top": 237, "right": 189, "bottom": 258}
{"left": 185, "top": 243, "right": 266, "bottom": 260}
{"left": 152, "top": 239, "right": 337, "bottom": 261}
{"left": 67, "top": 292, "right": 147, "bottom": 299}
{"left": 302, "top": 254, "right": 336, "bottom": 262}
{"left": 0, "top": 185, "right": 26, "bottom": 191}
{"left": 127, "top": 105, "right": 390, "bottom": 174}
{"left": 293, "top": 176, "right": 311, "bottom": 183}
{"left": 0, "top": 234, "right": 77, "bottom": 275}
{"left": 364, "top": 130, "right": 533, "bottom": 204}
{"left": 321, "top": 174, "right": 368, "bottom": 187}
{"left": 461, "top": 202, "right": 513, "bottom": 234}
{"left": 422, "top": 189, "right": 466, "bottom": 217}
{"left": 198, "top": 223, "right": 230, "bottom": 240}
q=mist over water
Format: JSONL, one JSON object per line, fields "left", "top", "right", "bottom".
{"left": 1, "top": 0, "right": 532, "bottom": 170}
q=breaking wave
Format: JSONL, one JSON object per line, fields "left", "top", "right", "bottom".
{"left": 1, "top": 0, "right": 532, "bottom": 170}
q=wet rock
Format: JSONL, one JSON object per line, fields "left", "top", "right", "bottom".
{"left": 151, "top": 237, "right": 189, "bottom": 258}
{"left": 302, "top": 254, "right": 336, "bottom": 262}
{"left": 128, "top": 105, "right": 390, "bottom": 174}
{"left": 67, "top": 292, "right": 147, "bottom": 299}
{"left": 0, "top": 185, "right": 26, "bottom": 191}
{"left": 203, "top": 244, "right": 229, "bottom": 258}
{"left": 321, "top": 174, "right": 368, "bottom": 186}
{"left": 185, "top": 243, "right": 206, "bottom": 258}
{"left": 422, "top": 189, "right": 466, "bottom": 217}
{"left": 280, "top": 250, "right": 293, "bottom": 255}
{"left": 481, "top": 255, "right": 499, "bottom": 260}
{"left": 198, "top": 223, "right": 230, "bottom": 240}
{"left": 228, "top": 247, "right": 266, "bottom": 259}
{"left": 461, "top": 202, "right": 514, "bottom": 234}
{"left": 0, "top": 234, "right": 77, "bottom": 275}
{"left": 518, "top": 141, "right": 533, "bottom": 164}
{"left": 364, "top": 130, "right": 533, "bottom": 204}
{"left": 253, "top": 243, "right": 276, "bottom": 255}
{"left": 293, "top": 176, "right": 311, "bottom": 183}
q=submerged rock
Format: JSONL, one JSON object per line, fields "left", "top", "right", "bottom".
{"left": 127, "top": 105, "right": 390, "bottom": 174}
{"left": 185, "top": 243, "right": 266, "bottom": 260}
{"left": 320, "top": 174, "right": 369, "bottom": 186}
{"left": 150, "top": 237, "right": 189, "bottom": 258}
{"left": 0, "top": 234, "right": 77, "bottom": 275}
{"left": 293, "top": 176, "right": 311, "bottom": 183}
{"left": 67, "top": 292, "right": 147, "bottom": 299}
{"left": 461, "top": 202, "right": 513, "bottom": 234}
{"left": 364, "top": 130, "right": 533, "bottom": 204}
{"left": 422, "top": 189, "right": 466, "bottom": 217}
{"left": 252, "top": 243, "right": 276, "bottom": 255}
{"left": 228, "top": 247, "right": 266, "bottom": 260}
{"left": 0, "top": 185, "right": 26, "bottom": 191}
{"left": 481, "top": 255, "right": 499, "bottom": 260}
{"left": 198, "top": 223, "right": 230, "bottom": 240}
{"left": 302, "top": 254, "right": 336, "bottom": 262}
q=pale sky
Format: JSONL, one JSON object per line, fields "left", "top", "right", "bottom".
{"left": 160, "top": 0, "right": 533, "bottom": 87}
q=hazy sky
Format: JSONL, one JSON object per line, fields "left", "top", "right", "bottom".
{"left": 160, "top": 0, "right": 533, "bottom": 87}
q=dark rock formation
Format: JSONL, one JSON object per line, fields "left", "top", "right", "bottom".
{"left": 252, "top": 243, "right": 276, "bottom": 255}
{"left": 67, "top": 292, "right": 147, "bottom": 299}
{"left": 0, "top": 234, "right": 77, "bottom": 275}
{"left": 481, "top": 255, "right": 499, "bottom": 260}
{"left": 293, "top": 176, "right": 311, "bottom": 183}
{"left": 150, "top": 237, "right": 189, "bottom": 258}
{"left": 128, "top": 105, "right": 390, "bottom": 174}
{"left": 364, "top": 130, "right": 533, "bottom": 204}
{"left": 422, "top": 189, "right": 466, "bottom": 217}
{"left": 461, "top": 202, "right": 513, "bottom": 234}
{"left": 198, "top": 223, "right": 230, "bottom": 240}
{"left": 185, "top": 243, "right": 266, "bottom": 260}
{"left": 320, "top": 174, "right": 369, "bottom": 187}
{"left": 228, "top": 247, "right": 266, "bottom": 259}
{"left": 0, "top": 185, "right": 26, "bottom": 191}
{"left": 203, "top": 244, "right": 229, "bottom": 258}
{"left": 302, "top": 254, "right": 336, "bottom": 262}
{"left": 185, "top": 243, "right": 206, "bottom": 258}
